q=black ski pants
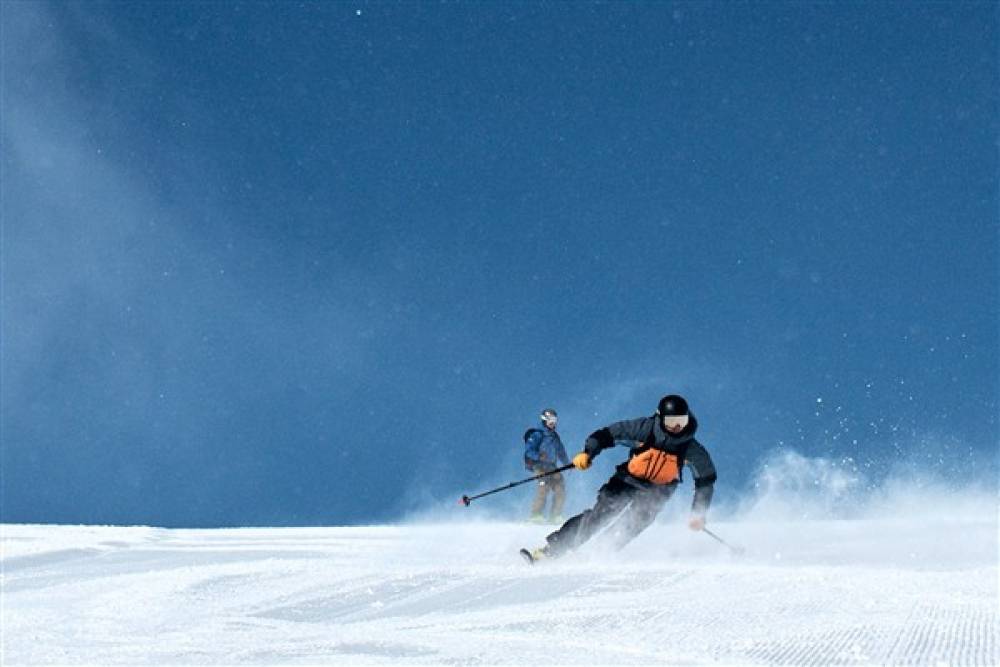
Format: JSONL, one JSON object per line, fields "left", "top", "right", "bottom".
{"left": 544, "top": 474, "right": 676, "bottom": 557}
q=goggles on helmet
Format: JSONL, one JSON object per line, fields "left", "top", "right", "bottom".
{"left": 662, "top": 414, "right": 689, "bottom": 430}
{"left": 541, "top": 412, "right": 558, "bottom": 425}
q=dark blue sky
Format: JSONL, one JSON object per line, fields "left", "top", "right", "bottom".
{"left": 2, "top": 1, "right": 996, "bottom": 527}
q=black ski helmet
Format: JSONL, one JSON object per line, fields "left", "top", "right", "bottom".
{"left": 657, "top": 394, "right": 689, "bottom": 416}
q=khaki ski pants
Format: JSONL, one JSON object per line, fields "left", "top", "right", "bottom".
{"left": 530, "top": 470, "right": 565, "bottom": 518}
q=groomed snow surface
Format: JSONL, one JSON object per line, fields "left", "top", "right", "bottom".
{"left": 2, "top": 508, "right": 997, "bottom": 665}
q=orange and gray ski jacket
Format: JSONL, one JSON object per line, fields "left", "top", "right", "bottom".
{"left": 583, "top": 413, "right": 717, "bottom": 515}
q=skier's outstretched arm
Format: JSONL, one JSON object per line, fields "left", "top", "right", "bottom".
{"left": 685, "top": 440, "right": 717, "bottom": 530}
{"left": 573, "top": 417, "right": 650, "bottom": 470}
{"left": 583, "top": 417, "right": 650, "bottom": 458}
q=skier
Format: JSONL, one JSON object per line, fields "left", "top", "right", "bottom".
{"left": 523, "top": 408, "right": 571, "bottom": 524}
{"left": 522, "top": 394, "right": 716, "bottom": 562}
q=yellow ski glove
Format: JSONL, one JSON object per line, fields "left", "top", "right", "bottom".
{"left": 572, "top": 452, "right": 592, "bottom": 470}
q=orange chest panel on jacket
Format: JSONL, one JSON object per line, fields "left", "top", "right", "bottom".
{"left": 627, "top": 448, "right": 680, "bottom": 484}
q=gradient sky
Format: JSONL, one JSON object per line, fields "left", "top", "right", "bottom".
{"left": 2, "top": 1, "right": 997, "bottom": 527}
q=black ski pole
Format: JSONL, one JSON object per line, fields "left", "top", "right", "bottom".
{"left": 459, "top": 464, "right": 574, "bottom": 507}
{"left": 703, "top": 527, "right": 745, "bottom": 556}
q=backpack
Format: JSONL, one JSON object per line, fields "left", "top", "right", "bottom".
{"left": 522, "top": 428, "right": 542, "bottom": 470}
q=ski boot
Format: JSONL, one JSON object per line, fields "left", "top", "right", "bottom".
{"left": 519, "top": 546, "right": 550, "bottom": 565}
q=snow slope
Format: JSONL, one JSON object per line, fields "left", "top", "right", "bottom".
{"left": 2, "top": 513, "right": 997, "bottom": 665}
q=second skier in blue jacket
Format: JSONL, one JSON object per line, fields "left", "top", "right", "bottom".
{"left": 523, "top": 408, "right": 570, "bottom": 523}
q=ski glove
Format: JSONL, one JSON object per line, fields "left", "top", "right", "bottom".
{"left": 572, "top": 452, "right": 591, "bottom": 470}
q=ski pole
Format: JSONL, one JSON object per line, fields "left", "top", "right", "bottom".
{"left": 459, "top": 464, "right": 574, "bottom": 507}
{"left": 703, "top": 527, "right": 745, "bottom": 556}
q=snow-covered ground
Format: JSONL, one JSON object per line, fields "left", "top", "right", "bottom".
{"left": 2, "top": 511, "right": 997, "bottom": 665}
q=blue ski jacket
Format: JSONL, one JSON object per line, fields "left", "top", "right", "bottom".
{"left": 524, "top": 424, "right": 570, "bottom": 472}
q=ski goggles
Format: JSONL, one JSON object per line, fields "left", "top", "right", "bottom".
{"left": 662, "top": 414, "right": 689, "bottom": 430}
{"left": 541, "top": 413, "right": 558, "bottom": 425}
